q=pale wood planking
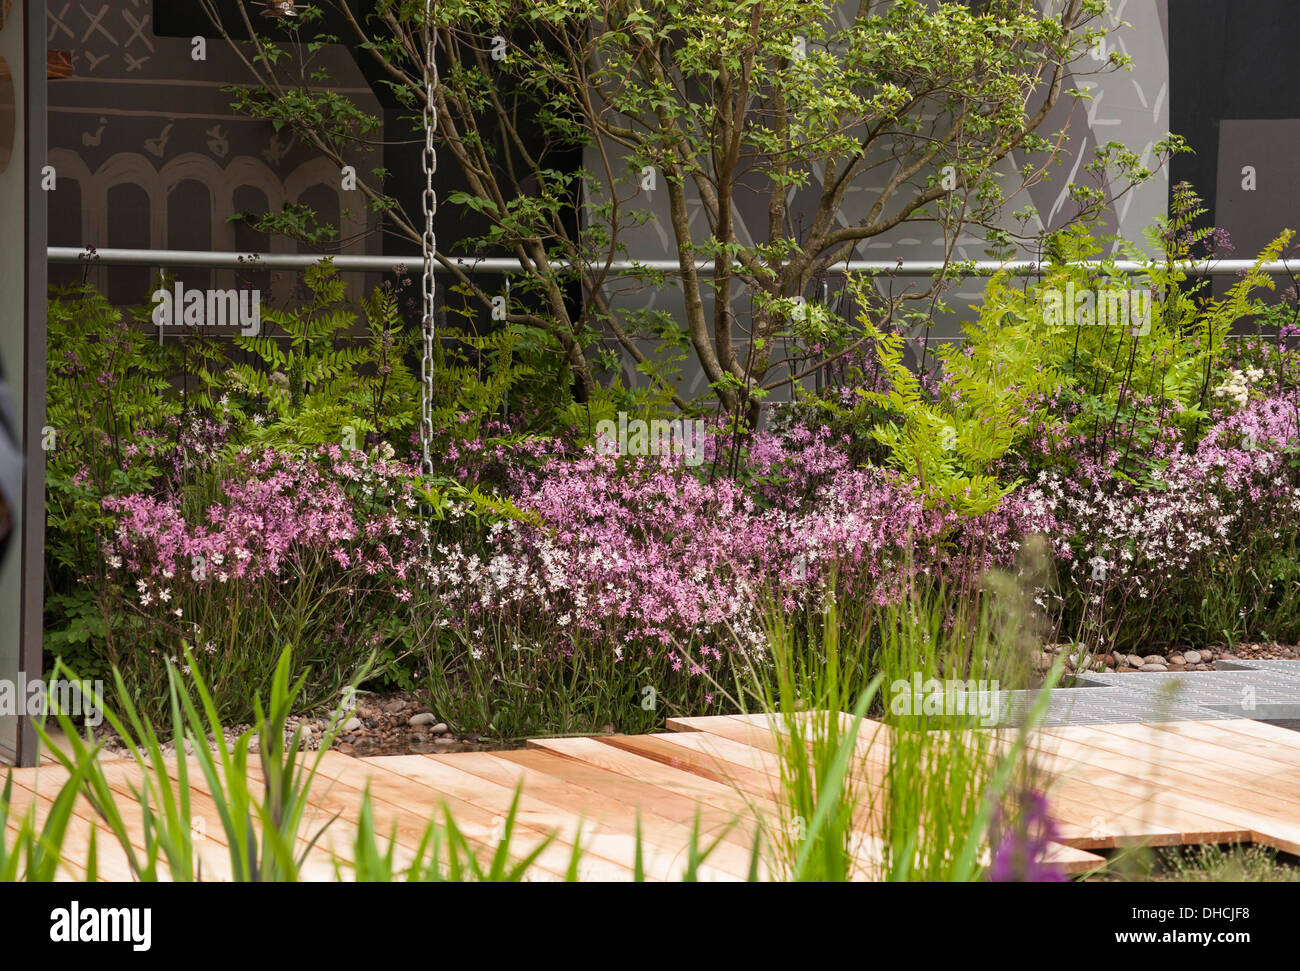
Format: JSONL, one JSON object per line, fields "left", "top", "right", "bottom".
{"left": 20, "top": 713, "right": 1300, "bottom": 880}
{"left": 425, "top": 750, "right": 766, "bottom": 880}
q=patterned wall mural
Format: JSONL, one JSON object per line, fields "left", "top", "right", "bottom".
{"left": 44, "top": 0, "right": 382, "bottom": 305}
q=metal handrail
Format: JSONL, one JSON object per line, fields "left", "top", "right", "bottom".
{"left": 47, "top": 246, "right": 1296, "bottom": 278}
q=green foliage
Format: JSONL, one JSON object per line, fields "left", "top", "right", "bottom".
{"left": 849, "top": 194, "right": 1295, "bottom": 508}
{"left": 872, "top": 574, "right": 1061, "bottom": 882}
{"left": 37, "top": 648, "right": 338, "bottom": 881}
{"left": 0, "top": 764, "right": 97, "bottom": 882}
{"left": 1038, "top": 193, "right": 1294, "bottom": 479}
{"left": 419, "top": 476, "right": 544, "bottom": 530}
{"left": 849, "top": 274, "right": 1057, "bottom": 514}
{"left": 225, "top": 260, "right": 414, "bottom": 450}
{"left": 45, "top": 287, "right": 175, "bottom": 564}
{"left": 43, "top": 285, "right": 204, "bottom": 681}
{"left": 749, "top": 596, "right": 880, "bottom": 881}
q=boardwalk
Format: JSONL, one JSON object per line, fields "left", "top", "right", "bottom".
{"left": 5, "top": 715, "right": 1299, "bottom": 880}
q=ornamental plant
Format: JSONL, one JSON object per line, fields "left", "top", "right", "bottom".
{"left": 206, "top": 0, "right": 1165, "bottom": 427}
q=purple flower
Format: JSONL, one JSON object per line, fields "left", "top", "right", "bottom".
{"left": 988, "top": 790, "right": 1066, "bottom": 882}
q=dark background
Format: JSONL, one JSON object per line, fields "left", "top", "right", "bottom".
{"left": 1169, "top": 0, "right": 1300, "bottom": 234}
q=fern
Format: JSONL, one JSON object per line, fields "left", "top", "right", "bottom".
{"left": 849, "top": 274, "right": 1056, "bottom": 514}
{"left": 223, "top": 259, "right": 417, "bottom": 451}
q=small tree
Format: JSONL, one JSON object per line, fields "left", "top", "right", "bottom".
{"left": 206, "top": 0, "right": 1169, "bottom": 426}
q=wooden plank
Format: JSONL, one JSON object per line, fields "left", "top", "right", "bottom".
{"left": 1138, "top": 719, "right": 1300, "bottom": 773}
{"left": 308, "top": 751, "right": 597, "bottom": 880}
{"left": 7, "top": 715, "right": 1300, "bottom": 881}
{"left": 1042, "top": 841, "right": 1107, "bottom": 876}
{"left": 325, "top": 752, "right": 640, "bottom": 881}
{"left": 1030, "top": 729, "right": 1262, "bottom": 846}
{"left": 495, "top": 748, "right": 763, "bottom": 832}
{"left": 364, "top": 751, "right": 728, "bottom": 881}
{"left": 1043, "top": 724, "right": 1300, "bottom": 854}
{"left": 528, "top": 736, "right": 755, "bottom": 815}
{"left": 524, "top": 736, "right": 837, "bottom": 875}
{"left": 603, "top": 733, "right": 784, "bottom": 799}
{"left": 1083, "top": 722, "right": 1300, "bottom": 804}
{"left": 424, "top": 750, "right": 763, "bottom": 880}
{"left": 3, "top": 769, "right": 147, "bottom": 880}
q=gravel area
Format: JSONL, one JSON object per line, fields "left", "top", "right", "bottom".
{"left": 1038, "top": 641, "right": 1299, "bottom": 676}
{"left": 89, "top": 690, "right": 503, "bottom": 759}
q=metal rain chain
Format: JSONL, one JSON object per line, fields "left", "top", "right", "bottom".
{"left": 419, "top": 0, "right": 439, "bottom": 479}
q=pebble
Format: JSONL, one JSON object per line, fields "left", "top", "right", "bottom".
{"left": 1169, "top": 654, "right": 1187, "bottom": 667}
{"left": 1184, "top": 650, "right": 1202, "bottom": 665}
{"left": 1127, "top": 654, "right": 1145, "bottom": 668}
{"left": 1139, "top": 663, "right": 1167, "bottom": 672}
{"left": 1142, "top": 655, "right": 1164, "bottom": 666}
{"left": 408, "top": 712, "right": 437, "bottom": 728}
{"left": 342, "top": 716, "right": 362, "bottom": 733}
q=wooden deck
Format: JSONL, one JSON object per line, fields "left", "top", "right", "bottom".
{"left": 4, "top": 715, "right": 1299, "bottom": 880}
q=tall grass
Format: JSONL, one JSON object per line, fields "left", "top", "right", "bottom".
{"left": 738, "top": 565, "right": 1066, "bottom": 882}
{"left": 743, "top": 596, "right": 880, "bottom": 880}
